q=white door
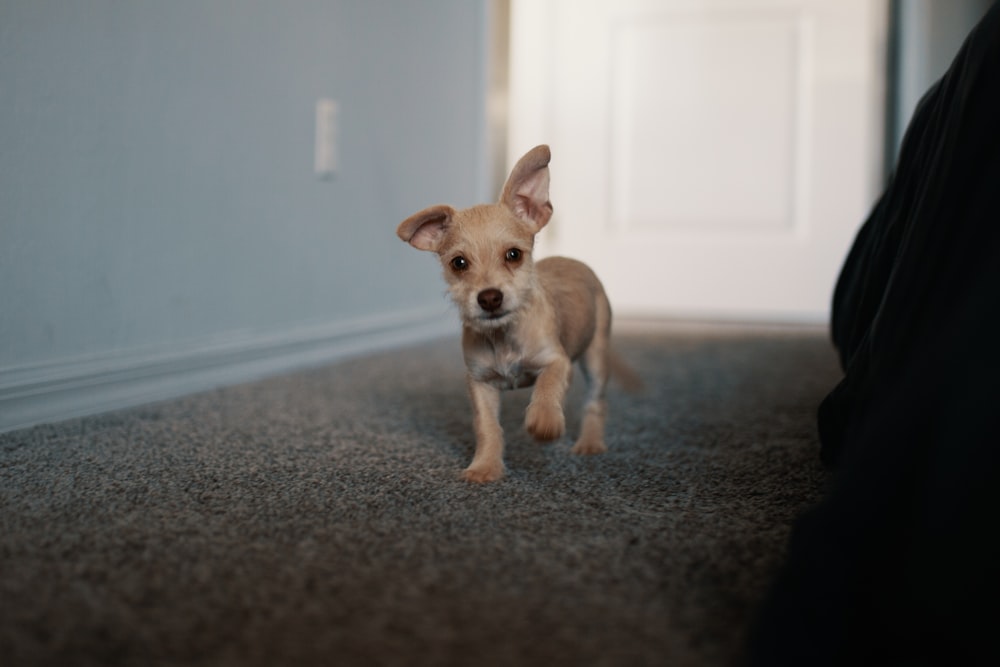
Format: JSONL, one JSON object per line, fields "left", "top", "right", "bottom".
{"left": 508, "top": 0, "right": 887, "bottom": 323}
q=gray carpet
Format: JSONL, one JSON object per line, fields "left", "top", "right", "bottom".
{"left": 0, "top": 326, "right": 840, "bottom": 667}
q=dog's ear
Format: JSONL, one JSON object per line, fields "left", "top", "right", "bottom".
{"left": 397, "top": 205, "right": 455, "bottom": 252}
{"left": 500, "top": 144, "right": 553, "bottom": 233}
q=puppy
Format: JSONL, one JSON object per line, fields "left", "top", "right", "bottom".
{"left": 397, "top": 145, "right": 637, "bottom": 482}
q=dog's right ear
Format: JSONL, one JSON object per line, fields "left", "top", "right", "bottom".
{"left": 397, "top": 205, "right": 455, "bottom": 252}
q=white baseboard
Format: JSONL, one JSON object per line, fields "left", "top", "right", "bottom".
{"left": 0, "top": 308, "right": 455, "bottom": 434}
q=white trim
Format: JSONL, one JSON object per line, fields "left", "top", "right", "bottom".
{"left": 0, "top": 307, "right": 455, "bottom": 434}
{"left": 613, "top": 315, "right": 828, "bottom": 336}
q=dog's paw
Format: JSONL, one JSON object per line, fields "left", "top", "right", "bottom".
{"left": 525, "top": 402, "right": 565, "bottom": 442}
{"left": 571, "top": 436, "right": 607, "bottom": 456}
{"left": 463, "top": 460, "right": 505, "bottom": 483}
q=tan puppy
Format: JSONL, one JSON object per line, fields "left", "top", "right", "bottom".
{"left": 397, "top": 145, "right": 636, "bottom": 482}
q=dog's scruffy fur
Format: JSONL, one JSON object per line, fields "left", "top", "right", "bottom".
{"left": 397, "top": 145, "right": 638, "bottom": 482}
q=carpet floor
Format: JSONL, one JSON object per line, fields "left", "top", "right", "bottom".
{"left": 0, "top": 326, "right": 840, "bottom": 667}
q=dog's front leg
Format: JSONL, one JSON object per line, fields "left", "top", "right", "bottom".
{"left": 464, "top": 377, "right": 506, "bottom": 483}
{"left": 525, "top": 354, "right": 571, "bottom": 442}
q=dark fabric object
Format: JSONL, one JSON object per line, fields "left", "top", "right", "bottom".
{"left": 750, "top": 3, "right": 1000, "bottom": 665}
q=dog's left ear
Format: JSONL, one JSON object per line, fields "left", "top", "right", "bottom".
{"left": 500, "top": 144, "right": 553, "bottom": 233}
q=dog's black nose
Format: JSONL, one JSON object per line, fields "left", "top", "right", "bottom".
{"left": 477, "top": 288, "right": 504, "bottom": 312}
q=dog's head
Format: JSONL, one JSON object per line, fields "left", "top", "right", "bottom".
{"left": 397, "top": 145, "right": 553, "bottom": 333}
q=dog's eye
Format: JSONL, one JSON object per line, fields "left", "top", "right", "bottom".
{"left": 450, "top": 256, "right": 469, "bottom": 272}
{"left": 505, "top": 248, "right": 522, "bottom": 262}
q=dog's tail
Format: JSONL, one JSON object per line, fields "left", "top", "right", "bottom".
{"left": 609, "top": 349, "right": 644, "bottom": 394}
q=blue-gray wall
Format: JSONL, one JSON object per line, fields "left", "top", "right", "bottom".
{"left": 891, "top": 0, "right": 993, "bottom": 160}
{"left": 0, "top": 1, "right": 489, "bottom": 431}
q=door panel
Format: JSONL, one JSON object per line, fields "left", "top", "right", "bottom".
{"left": 509, "top": 0, "right": 887, "bottom": 322}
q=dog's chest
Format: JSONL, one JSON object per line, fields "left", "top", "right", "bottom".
{"left": 468, "top": 344, "right": 541, "bottom": 390}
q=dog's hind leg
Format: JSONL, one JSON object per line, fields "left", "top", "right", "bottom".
{"left": 572, "top": 299, "right": 611, "bottom": 455}
{"left": 573, "top": 357, "right": 608, "bottom": 454}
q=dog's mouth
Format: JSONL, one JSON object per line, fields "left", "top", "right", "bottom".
{"left": 472, "top": 310, "right": 513, "bottom": 327}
